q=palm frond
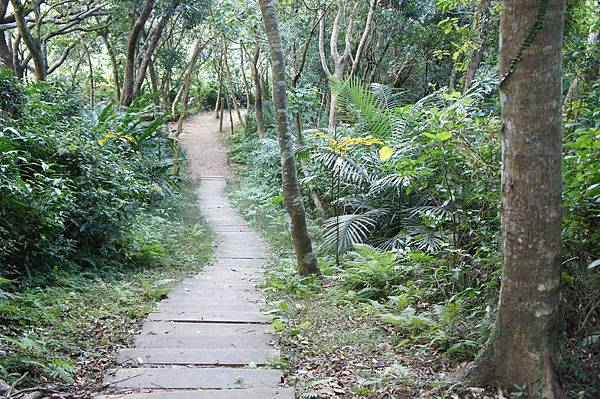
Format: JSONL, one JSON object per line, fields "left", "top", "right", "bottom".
{"left": 331, "top": 77, "right": 394, "bottom": 137}
{"left": 323, "top": 209, "right": 388, "bottom": 252}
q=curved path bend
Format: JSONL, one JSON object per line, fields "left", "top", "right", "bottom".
{"left": 98, "top": 113, "right": 292, "bottom": 399}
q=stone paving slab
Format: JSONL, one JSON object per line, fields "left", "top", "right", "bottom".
{"left": 117, "top": 348, "right": 279, "bottom": 366}
{"left": 140, "top": 322, "right": 273, "bottom": 336}
{"left": 105, "top": 367, "right": 283, "bottom": 389}
{"left": 156, "top": 303, "right": 261, "bottom": 312}
{"left": 135, "top": 333, "right": 274, "bottom": 348}
{"left": 165, "top": 294, "right": 263, "bottom": 302}
{"left": 207, "top": 258, "right": 266, "bottom": 267}
{"left": 191, "top": 277, "right": 261, "bottom": 284}
{"left": 97, "top": 388, "right": 295, "bottom": 399}
{"left": 177, "top": 281, "right": 257, "bottom": 289}
{"left": 147, "top": 310, "right": 268, "bottom": 323}
{"left": 209, "top": 226, "right": 256, "bottom": 232}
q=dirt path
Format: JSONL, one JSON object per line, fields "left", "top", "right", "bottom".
{"left": 179, "top": 111, "right": 236, "bottom": 179}
{"left": 97, "top": 113, "right": 292, "bottom": 399}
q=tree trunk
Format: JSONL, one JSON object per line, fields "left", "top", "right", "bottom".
{"left": 223, "top": 39, "right": 244, "bottom": 127}
{"left": 462, "top": 0, "right": 492, "bottom": 93}
{"left": 463, "top": 1, "right": 565, "bottom": 397}
{"left": 259, "top": 0, "right": 319, "bottom": 276}
{"left": 562, "top": 0, "right": 599, "bottom": 113}
{"left": 349, "top": 0, "right": 378, "bottom": 77}
{"left": 82, "top": 39, "right": 94, "bottom": 107}
{"left": 100, "top": 32, "right": 121, "bottom": 100}
{"left": 132, "top": 0, "right": 179, "bottom": 99}
{"left": 10, "top": 0, "right": 46, "bottom": 80}
{"left": 240, "top": 43, "right": 251, "bottom": 111}
{"left": 121, "top": 0, "right": 155, "bottom": 106}
{"left": 251, "top": 45, "right": 266, "bottom": 138}
{"left": 0, "top": 0, "right": 13, "bottom": 70}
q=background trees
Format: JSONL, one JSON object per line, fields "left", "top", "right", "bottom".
{"left": 0, "top": 0, "right": 598, "bottom": 396}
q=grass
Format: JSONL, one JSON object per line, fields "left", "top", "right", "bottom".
{"left": 0, "top": 178, "right": 213, "bottom": 394}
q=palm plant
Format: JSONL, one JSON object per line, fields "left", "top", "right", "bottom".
{"left": 302, "top": 76, "right": 501, "bottom": 256}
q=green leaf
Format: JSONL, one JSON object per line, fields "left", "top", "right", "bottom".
{"left": 436, "top": 132, "right": 452, "bottom": 141}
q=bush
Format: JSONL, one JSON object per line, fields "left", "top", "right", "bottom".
{"left": 0, "top": 78, "right": 175, "bottom": 280}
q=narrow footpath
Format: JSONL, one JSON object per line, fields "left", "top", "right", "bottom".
{"left": 98, "top": 112, "right": 293, "bottom": 398}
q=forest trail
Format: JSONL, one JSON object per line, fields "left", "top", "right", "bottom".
{"left": 98, "top": 113, "right": 293, "bottom": 398}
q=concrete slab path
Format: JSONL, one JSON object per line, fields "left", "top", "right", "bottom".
{"left": 98, "top": 113, "right": 292, "bottom": 399}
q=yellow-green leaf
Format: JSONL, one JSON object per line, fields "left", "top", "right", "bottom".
{"left": 379, "top": 146, "right": 393, "bottom": 161}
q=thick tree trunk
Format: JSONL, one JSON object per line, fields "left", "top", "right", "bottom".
{"left": 121, "top": 0, "right": 155, "bottom": 106}
{"left": 0, "top": 32, "right": 12, "bottom": 69}
{"left": 463, "top": 1, "right": 565, "bottom": 397}
{"left": 0, "top": 0, "right": 12, "bottom": 69}
{"left": 259, "top": 0, "right": 319, "bottom": 276}
{"left": 251, "top": 46, "right": 266, "bottom": 138}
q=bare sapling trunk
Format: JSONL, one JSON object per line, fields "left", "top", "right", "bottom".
{"left": 100, "top": 31, "right": 122, "bottom": 100}
{"left": 259, "top": 0, "right": 319, "bottom": 276}
{"left": 463, "top": 1, "right": 565, "bottom": 398}
{"left": 223, "top": 39, "right": 244, "bottom": 127}
{"left": 462, "top": 0, "right": 492, "bottom": 93}
{"left": 121, "top": 0, "right": 155, "bottom": 106}
{"left": 562, "top": 0, "right": 599, "bottom": 113}
{"left": 251, "top": 45, "right": 266, "bottom": 138}
{"left": 213, "top": 59, "right": 223, "bottom": 118}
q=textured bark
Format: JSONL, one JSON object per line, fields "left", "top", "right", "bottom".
{"left": 259, "top": 0, "right": 319, "bottom": 276}
{"left": 462, "top": 0, "right": 492, "bottom": 93}
{"left": 10, "top": 0, "right": 45, "bottom": 80}
{"left": 463, "top": 1, "right": 565, "bottom": 397}
{"left": 121, "top": 0, "right": 155, "bottom": 106}
{"left": 0, "top": 31, "right": 12, "bottom": 68}
{"left": 250, "top": 45, "right": 266, "bottom": 138}
{"left": 132, "top": 0, "right": 179, "bottom": 99}
{"left": 0, "top": 1, "right": 11, "bottom": 69}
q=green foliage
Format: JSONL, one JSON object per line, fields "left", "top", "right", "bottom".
{"left": 306, "top": 77, "right": 501, "bottom": 257}
{"left": 0, "top": 182, "right": 212, "bottom": 386}
{"left": 0, "top": 80, "right": 175, "bottom": 278}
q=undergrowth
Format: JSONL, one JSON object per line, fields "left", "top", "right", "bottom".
{"left": 0, "top": 180, "right": 212, "bottom": 391}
